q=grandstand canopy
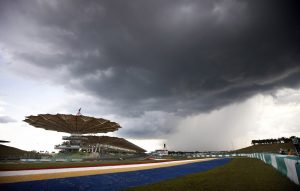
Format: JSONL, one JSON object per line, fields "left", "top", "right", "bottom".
{"left": 84, "top": 136, "right": 146, "bottom": 153}
{"left": 24, "top": 114, "right": 121, "bottom": 134}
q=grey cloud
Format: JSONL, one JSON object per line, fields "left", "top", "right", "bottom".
{"left": 0, "top": 116, "right": 17, "bottom": 123}
{"left": 1, "top": 0, "right": 300, "bottom": 138}
{"left": 115, "top": 111, "right": 181, "bottom": 139}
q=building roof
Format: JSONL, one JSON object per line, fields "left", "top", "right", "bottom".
{"left": 83, "top": 136, "right": 146, "bottom": 153}
{"left": 24, "top": 114, "right": 121, "bottom": 134}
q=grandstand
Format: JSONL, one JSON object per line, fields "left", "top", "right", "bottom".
{"left": 82, "top": 136, "right": 146, "bottom": 153}
{"left": 23, "top": 111, "right": 146, "bottom": 159}
{"left": 24, "top": 113, "right": 121, "bottom": 134}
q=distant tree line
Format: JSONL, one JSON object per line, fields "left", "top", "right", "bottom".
{"left": 251, "top": 136, "right": 299, "bottom": 145}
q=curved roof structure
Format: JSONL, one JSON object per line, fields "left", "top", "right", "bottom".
{"left": 24, "top": 114, "right": 121, "bottom": 134}
{"left": 83, "top": 136, "right": 146, "bottom": 153}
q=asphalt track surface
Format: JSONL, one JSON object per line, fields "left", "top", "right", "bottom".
{"left": 0, "top": 158, "right": 231, "bottom": 191}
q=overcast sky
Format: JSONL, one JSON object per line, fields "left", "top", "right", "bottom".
{"left": 0, "top": 0, "right": 300, "bottom": 152}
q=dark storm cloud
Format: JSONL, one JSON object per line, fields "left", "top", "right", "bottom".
{"left": 1, "top": 0, "right": 300, "bottom": 137}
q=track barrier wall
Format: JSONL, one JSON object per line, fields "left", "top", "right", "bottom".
{"left": 246, "top": 153, "right": 300, "bottom": 185}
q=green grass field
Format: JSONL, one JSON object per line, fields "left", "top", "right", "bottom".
{"left": 234, "top": 143, "right": 294, "bottom": 153}
{"left": 126, "top": 158, "right": 299, "bottom": 191}
{"left": 0, "top": 144, "right": 32, "bottom": 158}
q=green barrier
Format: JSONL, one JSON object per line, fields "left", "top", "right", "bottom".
{"left": 264, "top": 154, "right": 272, "bottom": 165}
{"left": 295, "top": 162, "right": 300, "bottom": 185}
{"left": 245, "top": 153, "right": 300, "bottom": 185}
{"left": 202, "top": 152, "right": 299, "bottom": 185}
{"left": 275, "top": 156, "right": 288, "bottom": 176}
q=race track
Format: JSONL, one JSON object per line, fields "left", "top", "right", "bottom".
{"left": 0, "top": 158, "right": 231, "bottom": 191}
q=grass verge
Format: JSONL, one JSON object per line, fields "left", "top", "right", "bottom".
{"left": 125, "top": 158, "right": 299, "bottom": 191}
{"left": 234, "top": 143, "right": 294, "bottom": 153}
